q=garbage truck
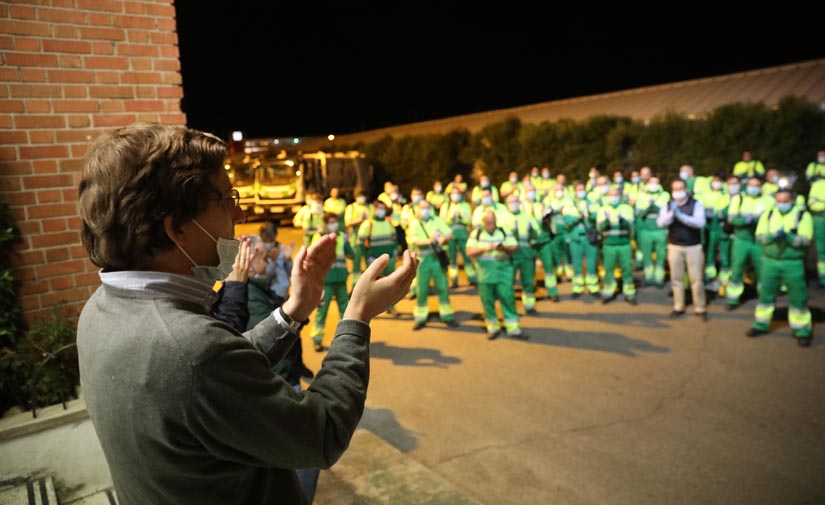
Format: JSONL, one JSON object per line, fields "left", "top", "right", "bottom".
{"left": 224, "top": 137, "right": 375, "bottom": 222}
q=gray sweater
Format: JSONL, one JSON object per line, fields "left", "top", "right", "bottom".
{"left": 77, "top": 283, "right": 370, "bottom": 505}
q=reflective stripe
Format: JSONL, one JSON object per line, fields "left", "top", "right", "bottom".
{"left": 604, "top": 229, "right": 629, "bottom": 236}
{"left": 789, "top": 307, "right": 812, "bottom": 329}
{"left": 754, "top": 303, "right": 774, "bottom": 325}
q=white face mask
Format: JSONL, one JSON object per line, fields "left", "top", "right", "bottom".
{"left": 509, "top": 203, "right": 520, "bottom": 213}
{"left": 711, "top": 181, "right": 723, "bottom": 190}
{"left": 818, "top": 156, "right": 825, "bottom": 164}
{"left": 482, "top": 196, "right": 493, "bottom": 206}
{"left": 412, "top": 194, "right": 423, "bottom": 204}
{"left": 555, "top": 190, "right": 564, "bottom": 199}
{"left": 434, "top": 185, "right": 442, "bottom": 193}
{"left": 672, "top": 190, "right": 687, "bottom": 202}
{"left": 327, "top": 222, "right": 339, "bottom": 233}
{"left": 177, "top": 219, "right": 239, "bottom": 284}
{"left": 598, "top": 185, "right": 610, "bottom": 195}
{"left": 647, "top": 183, "right": 660, "bottom": 193}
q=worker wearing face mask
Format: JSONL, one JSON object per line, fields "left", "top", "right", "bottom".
{"left": 426, "top": 181, "right": 448, "bottom": 213}
{"left": 545, "top": 184, "right": 574, "bottom": 282}
{"left": 634, "top": 176, "right": 671, "bottom": 287}
{"left": 698, "top": 173, "right": 732, "bottom": 287}
{"left": 748, "top": 189, "right": 814, "bottom": 347}
{"left": 441, "top": 187, "right": 476, "bottom": 287}
{"left": 471, "top": 186, "right": 511, "bottom": 229}
{"left": 611, "top": 170, "right": 632, "bottom": 202}
{"left": 732, "top": 150, "right": 766, "bottom": 183}
{"left": 293, "top": 192, "right": 326, "bottom": 247}
{"left": 562, "top": 181, "right": 601, "bottom": 297}
{"left": 406, "top": 200, "right": 458, "bottom": 330}
{"left": 596, "top": 187, "right": 637, "bottom": 305}
{"left": 523, "top": 185, "right": 558, "bottom": 301}
{"left": 504, "top": 194, "right": 541, "bottom": 314}
{"left": 500, "top": 170, "right": 525, "bottom": 200}
{"left": 804, "top": 150, "right": 825, "bottom": 183}
{"left": 657, "top": 179, "right": 707, "bottom": 321}
{"left": 471, "top": 175, "right": 500, "bottom": 207}
{"left": 309, "top": 213, "right": 353, "bottom": 352}
{"left": 344, "top": 190, "right": 373, "bottom": 286}
{"left": 725, "top": 177, "right": 774, "bottom": 309}
{"left": 535, "top": 167, "right": 555, "bottom": 200}
{"left": 585, "top": 167, "right": 601, "bottom": 192}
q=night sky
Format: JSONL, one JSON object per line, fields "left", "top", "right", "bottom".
{"left": 174, "top": 1, "right": 824, "bottom": 141}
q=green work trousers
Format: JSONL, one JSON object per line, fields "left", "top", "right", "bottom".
{"left": 568, "top": 235, "right": 600, "bottom": 294}
{"left": 726, "top": 238, "right": 762, "bottom": 305}
{"left": 601, "top": 244, "right": 636, "bottom": 300}
{"left": 311, "top": 281, "right": 349, "bottom": 345}
{"left": 753, "top": 257, "right": 811, "bottom": 337}
{"left": 638, "top": 228, "right": 667, "bottom": 286}
{"left": 414, "top": 256, "right": 454, "bottom": 323}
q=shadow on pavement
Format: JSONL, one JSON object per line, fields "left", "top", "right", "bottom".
{"left": 369, "top": 341, "right": 462, "bottom": 368}
{"left": 517, "top": 325, "right": 671, "bottom": 357}
{"left": 358, "top": 407, "right": 420, "bottom": 453}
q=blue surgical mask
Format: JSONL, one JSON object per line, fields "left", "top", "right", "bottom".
{"left": 776, "top": 202, "right": 793, "bottom": 213}
{"left": 412, "top": 195, "right": 423, "bottom": 204}
{"left": 746, "top": 186, "right": 761, "bottom": 196}
{"left": 632, "top": 176, "right": 640, "bottom": 184}
{"left": 481, "top": 180, "right": 490, "bottom": 188}
{"left": 679, "top": 172, "right": 689, "bottom": 181}
{"left": 482, "top": 196, "right": 493, "bottom": 206}
{"left": 419, "top": 208, "right": 431, "bottom": 219}
{"left": 577, "top": 190, "right": 587, "bottom": 199}
{"left": 609, "top": 196, "right": 620, "bottom": 206}
{"left": 527, "top": 191, "right": 536, "bottom": 201}
{"left": 509, "top": 202, "right": 520, "bottom": 213}
{"left": 375, "top": 208, "right": 386, "bottom": 218}
{"left": 728, "top": 184, "right": 741, "bottom": 195}
{"left": 614, "top": 177, "right": 623, "bottom": 184}
{"left": 542, "top": 172, "right": 550, "bottom": 179}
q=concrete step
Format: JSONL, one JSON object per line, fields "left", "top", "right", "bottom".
{"left": 0, "top": 476, "right": 58, "bottom": 505}
{"left": 314, "top": 429, "right": 480, "bottom": 504}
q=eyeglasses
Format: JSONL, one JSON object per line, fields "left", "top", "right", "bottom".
{"left": 213, "top": 189, "right": 241, "bottom": 208}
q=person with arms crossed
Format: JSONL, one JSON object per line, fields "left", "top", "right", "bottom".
{"left": 76, "top": 122, "right": 417, "bottom": 505}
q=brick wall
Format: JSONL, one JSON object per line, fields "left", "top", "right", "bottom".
{"left": 0, "top": 0, "right": 186, "bottom": 324}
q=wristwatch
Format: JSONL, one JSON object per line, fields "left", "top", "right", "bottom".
{"left": 274, "top": 307, "right": 309, "bottom": 334}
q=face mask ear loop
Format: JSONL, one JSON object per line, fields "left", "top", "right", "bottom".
{"left": 175, "top": 242, "right": 198, "bottom": 268}
{"left": 192, "top": 219, "right": 219, "bottom": 244}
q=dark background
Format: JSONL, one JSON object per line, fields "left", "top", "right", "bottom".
{"left": 174, "top": 2, "right": 824, "bottom": 141}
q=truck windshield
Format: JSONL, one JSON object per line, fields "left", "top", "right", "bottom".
{"left": 260, "top": 160, "right": 298, "bottom": 185}
{"left": 227, "top": 161, "right": 256, "bottom": 187}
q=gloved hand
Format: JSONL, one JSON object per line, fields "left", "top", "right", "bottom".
{"left": 673, "top": 205, "right": 682, "bottom": 218}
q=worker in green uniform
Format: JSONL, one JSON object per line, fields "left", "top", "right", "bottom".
{"left": 725, "top": 177, "right": 774, "bottom": 309}
{"left": 357, "top": 199, "right": 399, "bottom": 314}
{"left": 761, "top": 168, "right": 780, "bottom": 197}
{"left": 445, "top": 173, "right": 468, "bottom": 196}
{"left": 747, "top": 189, "right": 814, "bottom": 346}
{"left": 323, "top": 187, "right": 347, "bottom": 221}
{"left": 535, "top": 166, "right": 555, "bottom": 201}
{"left": 500, "top": 170, "right": 525, "bottom": 201}
{"left": 732, "top": 150, "right": 766, "bottom": 182}
{"left": 466, "top": 210, "right": 527, "bottom": 340}
{"left": 806, "top": 177, "right": 825, "bottom": 287}
{"left": 562, "top": 180, "right": 601, "bottom": 297}
{"left": 406, "top": 200, "right": 458, "bottom": 330}
{"left": 441, "top": 186, "right": 477, "bottom": 287}
{"left": 426, "top": 181, "right": 448, "bottom": 213}
{"left": 309, "top": 213, "right": 353, "bottom": 351}
{"left": 471, "top": 187, "right": 511, "bottom": 229}
{"left": 545, "top": 183, "right": 574, "bottom": 282}
{"left": 523, "top": 186, "right": 559, "bottom": 301}
{"left": 634, "top": 176, "right": 671, "bottom": 287}
{"left": 698, "top": 173, "right": 731, "bottom": 286}
{"left": 804, "top": 150, "right": 825, "bottom": 183}
{"left": 344, "top": 190, "right": 373, "bottom": 286}
{"left": 596, "top": 187, "right": 637, "bottom": 304}
{"left": 293, "top": 192, "right": 325, "bottom": 247}
{"left": 503, "top": 194, "right": 541, "bottom": 314}
{"left": 470, "top": 174, "right": 500, "bottom": 206}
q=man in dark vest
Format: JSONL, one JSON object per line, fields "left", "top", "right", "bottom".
{"left": 657, "top": 178, "right": 708, "bottom": 321}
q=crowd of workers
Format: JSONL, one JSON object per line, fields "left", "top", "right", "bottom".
{"left": 290, "top": 150, "right": 825, "bottom": 347}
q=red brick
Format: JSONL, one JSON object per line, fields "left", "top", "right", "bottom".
{"left": 62, "top": 188, "right": 78, "bottom": 201}
{"left": 37, "top": 189, "right": 63, "bottom": 203}
{"left": 127, "top": 29, "right": 150, "bottom": 44}
{"left": 54, "top": 25, "right": 78, "bottom": 39}
{"left": 93, "top": 114, "right": 135, "bottom": 127}
{"left": 64, "top": 86, "right": 88, "bottom": 98}
{"left": 135, "top": 86, "right": 154, "bottom": 98}
{"left": 43, "top": 38, "right": 91, "bottom": 54}
{"left": 59, "top": 54, "right": 83, "bottom": 68}
{"left": 49, "top": 276, "right": 75, "bottom": 290}
{"left": 87, "top": 13, "right": 110, "bottom": 26}
{"left": 67, "top": 115, "right": 92, "bottom": 128}
{"left": 101, "top": 101, "right": 124, "bottom": 112}
{"left": 85, "top": 56, "right": 129, "bottom": 70}
{"left": 10, "top": 249, "right": 45, "bottom": 267}
{"left": 30, "top": 231, "right": 80, "bottom": 248}
{"left": 48, "top": 70, "right": 95, "bottom": 83}
{"left": 160, "top": 113, "right": 186, "bottom": 124}
{"left": 29, "top": 130, "right": 55, "bottom": 144}
{"left": 53, "top": 100, "right": 100, "bottom": 113}
{"left": 0, "top": 130, "right": 27, "bottom": 143}
{"left": 14, "top": 115, "right": 65, "bottom": 128}
{"left": 113, "top": 15, "right": 155, "bottom": 30}
{"left": 0, "top": 116, "right": 12, "bottom": 128}
{"left": 20, "top": 69, "right": 47, "bottom": 82}
{"left": 16, "top": 221, "right": 41, "bottom": 237}
{"left": 124, "top": 2, "right": 144, "bottom": 14}
{"left": 145, "top": 3, "right": 175, "bottom": 17}
{"left": 70, "top": 245, "right": 88, "bottom": 259}
{"left": 80, "top": 27, "right": 126, "bottom": 42}
{"left": 61, "top": 156, "right": 86, "bottom": 171}
{"left": 20, "top": 295, "right": 41, "bottom": 311}
{"left": 25, "top": 100, "right": 51, "bottom": 113}
{"left": 89, "top": 85, "right": 134, "bottom": 98}
{"left": 119, "top": 43, "right": 158, "bottom": 57}
{"left": 124, "top": 100, "right": 164, "bottom": 112}
{"left": 96, "top": 71, "right": 120, "bottom": 84}
{"left": 0, "top": 176, "right": 22, "bottom": 192}
{"left": 33, "top": 160, "right": 59, "bottom": 174}
{"left": 37, "top": 259, "right": 84, "bottom": 278}
{"left": 159, "top": 45, "right": 179, "bottom": 59}
{"left": 0, "top": 101, "right": 24, "bottom": 114}
{"left": 41, "top": 286, "right": 91, "bottom": 307}
{"left": 15, "top": 38, "right": 41, "bottom": 52}
{"left": 42, "top": 218, "right": 68, "bottom": 233}
{"left": 0, "top": 160, "right": 32, "bottom": 174}
{"left": 19, "top": 279, "right": 49, "bottom": 296}
{"left": 0, "top": 20, "right": 51, "bottom": 37}
{"left": 122, "top": 72, "right": 162, "bottom": 84}
{"left": 162, "top": 72, "right": 182, "bottom": 85}
{"left": 5, "top": 191, "right": 36, "bottom": 206}
{"left": 0, "top": 36, "right": 13, "bottom": 50}
{"left": 74, "top": 271, "right": 100, "bottom": 287}
{"left": 155, "top": 59, "right": 180, "bottom": 72}
{"left": 151, "top": 31, "right": 177, "bottom": 45}
{"left": 9, "top": 84, "right": 62, "bottom": 98}
{"left": 66, "top": 216, "right": 82, "bottom": 230}
{"left": 56, "top": 129, "right": 98, "bottom": 143}
{"left": 156, "top": 18, "right": 176, "bottom": 31}
{"left": 39, "top": 8, "right": 87, "bottom": 24}
{"left": 132, "top": 58, "right": 152, "bottom": 72}
{"left": 5, "top": 52, "right": 58, "bottom": 67}
{"left": 91, "top": 41, "right": 114, "bottom": 55}
{"left": 0, "top": 68, "right": 19, "bottom": 82}
{"left": 14, "top": 266, "right": 35, "bottom": 282}
{"left": 77, "top": 0, "right": 122, "bottom": 12}
{"left": 45, "top": 246, "right": 71, "bottom": 262}
{"left": 26, "top": 202, "right": 77, "bottom": 219}
{"left": 19, "top": 145, "right": 71, "bottom": 160}
{"left": 9, "top": 5, "right": 36, "bottom": 19}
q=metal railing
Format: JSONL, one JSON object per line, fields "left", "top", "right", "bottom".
{"left": 29, "top": 343, "right": 77, "bottom": 419}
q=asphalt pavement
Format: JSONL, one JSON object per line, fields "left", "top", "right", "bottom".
{"left": 238, "top": 221, "right": 825, "bottom": 505}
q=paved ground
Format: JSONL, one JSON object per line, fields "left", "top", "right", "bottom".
{"left": 239, "top": 222, "right": 825, "bottom": 505}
